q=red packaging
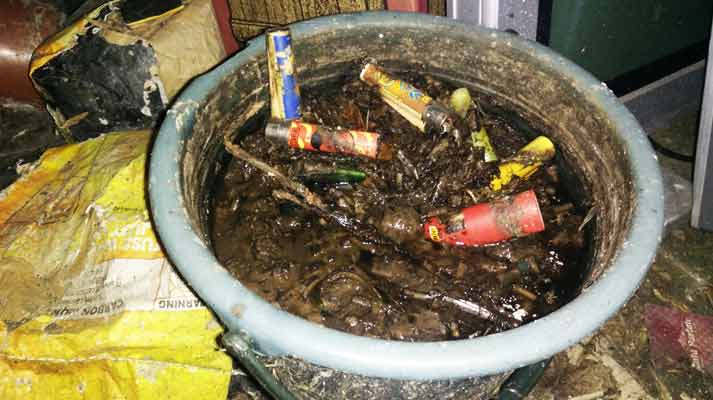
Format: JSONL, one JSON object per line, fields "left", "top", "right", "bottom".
{"left": 644, "top": 303, "right": 713, "bottom": 374}
{"left": 424, "top": 190, "right": 545, "bottom": 246}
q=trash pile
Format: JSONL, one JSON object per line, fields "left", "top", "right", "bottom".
{"left": 216, "top": 29, "right": 591, "bottom": 341}
{"left": 29, "top": 0, "right": 237, "bottom": 141}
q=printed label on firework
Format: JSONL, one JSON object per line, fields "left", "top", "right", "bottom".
{"left": 286, "top": 121, "right": 380, "bottom": 158}
{"left": 428, "top": 225, "right": 441, "bottom": 242}
{"left": 360, "top": 63, "right": 433, "bottom": 131}
{"left": 267, "top": 29, "right": 301, "bottom": 121}
{"left": 361, "top": 63, "right": 432, "bottom": 114}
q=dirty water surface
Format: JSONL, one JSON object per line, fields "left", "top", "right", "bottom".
{"left": 211, "top": 71, "right": 591, "bottom": 341}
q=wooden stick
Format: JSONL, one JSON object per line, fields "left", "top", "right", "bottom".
{"left": 223, "top": 136, "right": 328, "bottom": 211}
{"left": 223, "top": 133, "right": 387, "bottom": 245}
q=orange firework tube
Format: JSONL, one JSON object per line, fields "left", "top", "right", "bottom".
{"left": 423, "top": 190, "right": 545, "bottom": 246}
{"left": 265, "top": 120, "right": 392, "bottom": 160}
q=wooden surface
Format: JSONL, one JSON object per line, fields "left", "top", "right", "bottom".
{"left": 230, "top": 0, "right": 384, "bottom": 39}
{"left": 427, "top": 0, "right": 445, "bottom": 16}
{"left": 229, "top": 0, "right": 446, "bottom": 40}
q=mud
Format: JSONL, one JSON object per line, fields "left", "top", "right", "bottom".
{"left": 211, "top": 71, "right": 591, "bottom": 341}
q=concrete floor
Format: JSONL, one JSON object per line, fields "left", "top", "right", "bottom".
{"left": 528, "top": 110, "right": 713, "bottom": 399}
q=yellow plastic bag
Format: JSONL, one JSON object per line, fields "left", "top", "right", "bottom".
{"left": 0, "top": 131, "right": 232, "bottom": 399}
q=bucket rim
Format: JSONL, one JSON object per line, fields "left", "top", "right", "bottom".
{"left": 149, "top": 11, "right": 664, "bottom": 380}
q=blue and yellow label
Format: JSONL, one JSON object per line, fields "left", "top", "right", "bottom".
{"left": 267, "top": 30, "right": 301, "bottom": 121}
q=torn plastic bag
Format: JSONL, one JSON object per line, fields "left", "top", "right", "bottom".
{"left": 0, "top": 131, "right": 232, "bottom": 399}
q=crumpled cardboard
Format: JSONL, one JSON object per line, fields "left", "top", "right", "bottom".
{"left": 30, "top": 0, "right": 229, "bottom": 141}
{"left": 0, "top": 131, "right": 232, "bottom": 399}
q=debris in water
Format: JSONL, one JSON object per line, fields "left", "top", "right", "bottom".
{"left": 449, "top": 87, "right": 472, "bottom": 118}
{"left": 471, "top": 126, "right": 498, "bottom": 162}
{"left": 212, "top": 71, "right": 591, "bottom": 342}
{"left": 578, "top": 205, "right": 598, "bottom": 231}
{"left": 396, "top": 149, "right": 419, "bottom": 180}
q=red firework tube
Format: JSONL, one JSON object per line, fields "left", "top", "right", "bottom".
{"left": 265, "top": 120, "right": 392, "bottom": 160}
{"left": 424, "top": 190, "right": 545, "bottom": 246}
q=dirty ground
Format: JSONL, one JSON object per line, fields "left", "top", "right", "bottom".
{"left": 527, "top": 111, "right": 713, "bottom": 400}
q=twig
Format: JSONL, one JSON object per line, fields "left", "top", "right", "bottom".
{"left": 402, "top": 289, "right": 520, "bottom": 328}
{"left": 578, "top": 205, "right": 598, "bottom": 231}
{"left": 428, "top": 138, "right": 449, "bottom": 160}
{"left": 396, "top": 150, "right": 419, "bottom": 180}
{"left": 271, "top": 189, "right": 309, "bottom": 209}
{"left": 223, "top": 133, "right": 401, "bottom": 248}
{"left": 512, "top": 285, "right": 538, "bottom": 301}
{"left": 465, "top": 189, "right": 478, "bottom": 204}
{"left": 223, "top": 137, "right": 328, "bottom": 211}
{"left": 553, "top": 202, "right": 574, "bottom": 215}
{"left": 430, "top": 177, "right": 445, "bottom": 202}
{"left": 424, "top": 207, "right": 449, "bottom": 218}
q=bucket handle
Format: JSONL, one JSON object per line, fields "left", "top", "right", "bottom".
{"left": 222, "top": 331, "right": 299, "bottom": 400}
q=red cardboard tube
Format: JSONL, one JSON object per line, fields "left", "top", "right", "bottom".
{"left": 424, "top": 190, "right": 545, "bottom": 246}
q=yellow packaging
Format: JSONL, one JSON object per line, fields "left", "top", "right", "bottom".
{"left": 360, "top": 63, "right": 433, "bottom": 131}
{"left": 0, "top": 131, "right": 232, "bottom": 399}
{"left": 490, "top": 136, "right": 555, "bottom": 191}
{"left": 471, "top": 127, "right": 498, "bottom": 162}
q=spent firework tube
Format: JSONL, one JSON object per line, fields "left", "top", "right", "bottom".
{"left": 360, "top": 63, "right": 469, "bottom": 137}
{"left": 424, "top": 190, "right": 545, "bottom": 246}
{"left": 265, "top": 120, "right": 392, "bottom": 160}
{"left": 491, "top": 136, "right": 556, "bottom": 191}
{"left": 360, "top": 63, "right": 433, "bottom": 131}
{"left": 266, "top": 29, "right": 301, "bottom": 121}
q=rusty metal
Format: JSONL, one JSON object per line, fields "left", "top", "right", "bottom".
{"left": 0, "top": 0, "right": 63, "bottom": 103}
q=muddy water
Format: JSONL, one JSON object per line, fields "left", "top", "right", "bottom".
{"left": 211, "top": 72, "right": 590, "bottom": 341}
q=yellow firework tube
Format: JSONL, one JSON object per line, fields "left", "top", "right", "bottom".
{"left": 360, "top": 63, "right": 434, "bottom": 131}
{"left": 490, "top": 136, "right": 556, "bottom": 191}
